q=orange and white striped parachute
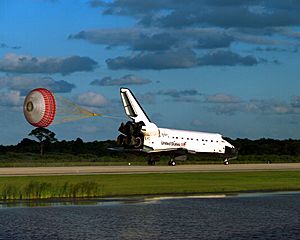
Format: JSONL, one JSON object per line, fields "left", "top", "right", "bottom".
{"left": 23, "top": 88, "right": 56, "bottom": 127}
{"left": 23, "top": 88, "right": 105, "bottom": 128}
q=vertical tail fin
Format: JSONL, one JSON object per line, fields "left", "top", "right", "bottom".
{"left": 120, "top": 88, "right": 151, "bottom": 124}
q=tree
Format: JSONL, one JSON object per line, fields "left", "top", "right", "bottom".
{"left": 72, "top": 137, "right": 85, "bottom": 155}
{"left": 16, "top": 138, "right": 39, "bottom": 153}
{"left": 29, "top": 128, "right": 57, "bottom": 156}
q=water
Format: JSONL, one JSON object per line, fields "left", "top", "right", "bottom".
{"left": 0, "top": 192, "right": 299, "bottom": 240}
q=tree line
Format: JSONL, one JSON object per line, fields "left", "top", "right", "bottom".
{"left": 1, "top": 127, "right": 300, "bottom": 156}
{"left": 0, "top": 137, "right": 118, "bottom": 157}
{"left": 228, "top": 138, "right": 300, "bottom": 156}
{"left": 1, "top": 137, "right": 300, "bottom": 157}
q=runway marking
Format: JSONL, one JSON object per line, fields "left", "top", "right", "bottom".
{"left": 0, "top": 163, "right": 300, "bottom": 176}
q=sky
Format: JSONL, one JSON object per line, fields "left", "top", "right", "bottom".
{"left": 1, "top": 0, "right": 300, "bottom": 145}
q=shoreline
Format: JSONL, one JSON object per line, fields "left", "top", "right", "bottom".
{"left": 1, "top": 190, "right": 300, "bottom": 208}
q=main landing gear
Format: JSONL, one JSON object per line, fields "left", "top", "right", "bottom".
{"left": 147, "top": 156, "right": 177, "bottom": 166}
{"left": 148, "top": 159, "right": 156, "bottom": 166}
{"left": 223, "top": 158, "right": 229, "bottom": 165}
{"left": 148, "top": 156, "right": 160, "bottom": 166}
{"left": 168, "top": 154, "right": 186, "bottom": 166}
{"left": 168, "top": 159, "right": 176, "bottom": 166}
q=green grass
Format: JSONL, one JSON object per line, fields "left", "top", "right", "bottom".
{"left": 0, "top": 171, "right": 300, "bottom": 200}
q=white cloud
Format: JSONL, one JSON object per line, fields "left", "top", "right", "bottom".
{"left": 0, "top": 75, "right": 75, "bottom": 94}
{"left": 91, "top": 74, "right": 151, "bottom": 86}
{"left": 0, "top": 53, "right": 97, "bottom": 75}
{"left": 0, "top": 90, "right": 23, "bottom": 107}
{"left": 75, "top": 92, "right": 108, "bottom": 108}
{"left": 205, "top": 93, "right": 242, "bottom": 103}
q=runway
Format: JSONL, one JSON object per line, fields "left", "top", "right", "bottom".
{"left": 0, "top": 163, "right": 300, "bottom": 176}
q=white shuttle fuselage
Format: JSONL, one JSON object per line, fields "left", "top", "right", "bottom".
{"left": 144, "top": 128, "right": 231, "bottom": 155}
{"left": 116, "top": 88, "right": 236, "bottom": 166}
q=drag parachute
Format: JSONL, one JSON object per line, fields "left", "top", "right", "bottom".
{"left": 23, "top": 88, "right": 105, "bottom": 128}
{"left": 23, "top": 88, "right": 56, "bottom": 127}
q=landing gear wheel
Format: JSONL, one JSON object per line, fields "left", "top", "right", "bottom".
{"left": 148, "top": 159, "right": 156, "bottom": 166}
{"left": 223, "top": 159, "right": 229, "bottom": 165}
{"left": 168, "top": 160, "right": 176, "bottom": 166}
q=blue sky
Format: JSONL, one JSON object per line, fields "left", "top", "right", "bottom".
{"left": 1, "top": 0, "right": 300, "bottom": 145}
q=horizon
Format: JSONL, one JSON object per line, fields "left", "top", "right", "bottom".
{"left": 2, "top": 134, "right": 300, "bottom": 147}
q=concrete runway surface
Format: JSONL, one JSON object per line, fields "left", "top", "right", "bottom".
{"left": 0, "top": 163, "right": 300, "bottom": 176}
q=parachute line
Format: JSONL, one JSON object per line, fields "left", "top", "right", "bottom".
{"left": 52, "top": 95, "right": 103, "bottom": 124}
{"left": 24, "top": 88, "right": 123, "bottom": 127}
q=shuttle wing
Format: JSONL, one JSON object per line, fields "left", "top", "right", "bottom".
{"left": 109, "top": 146, "right": 188, "bottom": 155}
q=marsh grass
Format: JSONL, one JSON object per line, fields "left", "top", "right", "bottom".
{"left": 0, "top": 180, "right": 101, "bottom": 200}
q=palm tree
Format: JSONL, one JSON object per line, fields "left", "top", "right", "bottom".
{"left": 29, "top": 127, "right": 57, "bottom": 156}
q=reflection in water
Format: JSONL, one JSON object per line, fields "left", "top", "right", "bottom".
{"left": 0, "top": 197, "right": 150, "bottom": 209}
{"left": 0, "top": 192, "right": 299, "bottom": 240}
{"left": 0, "top": 199, "right": 120, "bottom": 209}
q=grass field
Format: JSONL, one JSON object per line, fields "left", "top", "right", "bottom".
{"left": 0, "top": 171, "right": 300, "bottom": 200}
